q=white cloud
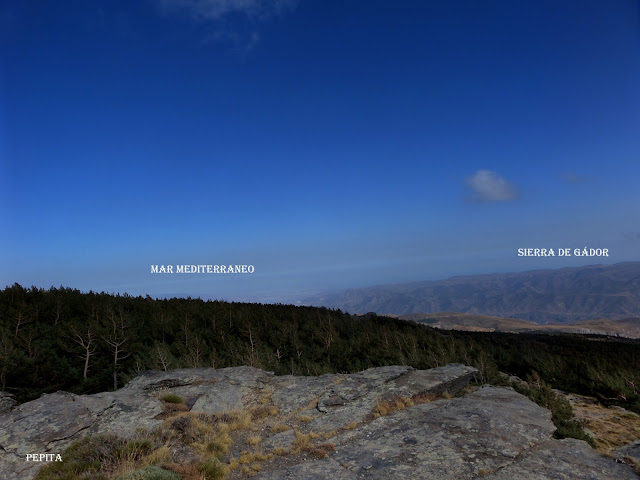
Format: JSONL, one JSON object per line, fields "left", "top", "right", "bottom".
{"left": 156, "top": 0, "right": 299, "bottom": 21}
{"left": 465, "top": 170, "right": 518, "bottom": 203}
{"left": 155, "top": 0, "right": 298, "bottom": 52}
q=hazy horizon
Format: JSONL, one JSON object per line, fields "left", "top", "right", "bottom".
{"left": 4, "top": 260, "right": 638, "bottom": 306}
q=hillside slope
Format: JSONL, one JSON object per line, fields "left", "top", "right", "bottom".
{"left": 397, "top": 312, "right": 640, "bottom": 338}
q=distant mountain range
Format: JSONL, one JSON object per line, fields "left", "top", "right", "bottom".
{"left": 303, "top": 262, "right": 640, "bottom": 324}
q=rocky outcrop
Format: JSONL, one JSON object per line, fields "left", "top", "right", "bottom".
{"left": 0, "top": 392, "right": 16, "bottom": 414}
{"left": 0, "top": 364, "right": 637, "bottom": 480}
{"left": 257, "top": 387, "right": 637, "bottom": 479}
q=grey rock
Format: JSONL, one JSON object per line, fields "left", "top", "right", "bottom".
{"left": 0, "top": 364, "right": 635, "bottom": 480}
{"left": 0, "top": 366, "right": 274, "bottom": 480}
{"left": 489, "top": 438, "right": 638, "bottom": 479}
{"left": 0, "top": 392, "right": 114, "bottom": 480}
{"left": 322, "top": 387, "right": 554, "bottom": 479}
{"left": 190, "top": 381, "right": 244, "bottom": 414}
{"left": 270, "top": 374, "right": 337, "bottom": 415}
{"left": 0, "top": 393, "right": 16, "bottom": 414}
{"left": 256, "top": 458, "right": 357, "bottom": 479}
{"left": 255, "top": 386, "right": 638, "bottom": 480}
{"left": 615, "top": 438, "right": 640, "bottom": 468}
{"left": 308, "top": 363, "right": 477, "bottom": 433}
{"left": 262, "top": 428, "right": 296, "bottom": 450}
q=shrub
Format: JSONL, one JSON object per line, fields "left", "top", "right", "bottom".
{"left": 513, "top": 372, "right": 595, "bottom": 447}
{"left": 198, "top": 457, "right": 228, "bottom": 479}
{"left": 34, "top": 434, "right": 124, "bottom": 480}
{"left": 159, "top": 393, "right": 184, "bottom": 404}
{"left": 205, "top": 432, "right": 232, "bottom": 456}
{"left": 114, "top": 439, "right": 152, "bottom": 461}
{"left": 117, "top": 466, "right": 182, "bottom": 480}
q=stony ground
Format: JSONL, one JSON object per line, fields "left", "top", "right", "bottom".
{"left": 0, "top": 364, "right": 638, "bottom": 479}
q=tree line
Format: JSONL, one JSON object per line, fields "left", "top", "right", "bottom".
{"left": 1, "top": 284, "right": 638, "bottom": 414}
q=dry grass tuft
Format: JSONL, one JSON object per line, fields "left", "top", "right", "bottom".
{"left": 202, "top": 431, "right": 232, "bottom": 457}
{"left": 412, "top": 392, "right": 440, "bottom": 404}
{"left": 157, "top": 412, "right": 214, "bottom": 445}
{"left": 251, "top": 405, "right": 279, "bottom": 420}
{"left": 158, "top": 400, "right": 190, "bottom": 418}
{"left": 343, "top": 421, "right": 358, "bottom": 430}
{"left": 623, "top": 456, "right": 640, "bottom": 475}
{"left": 290, "top": 430, "right": 321, "bottom": 453}
{"left": 142, "top": 445, "right": 172, "bottom": 466}
{"left": 321, "top": 430, "right": 338, "bottom": 439}
{"left": 270, "top": 424, "right": 290, "bottom": 433}
{"left": 258, "top": 389, "right": 273, "bottom": 405}
{"left": 372, "top": 392, "right": 440, "bottom": 419}
{"left": 164, "top": 462, "right": 204, "bottom": 480}
{"left": 214, "top": 409, "right": 252, "bottom": 431}
{"left": 300, "top": 442, "right": 335, "bottom": 459}
{"left": 272, "top": 447, "right": 288, "bottom": 456}
{"left": 292, "top": 432, "right": 312, "bottom": 450}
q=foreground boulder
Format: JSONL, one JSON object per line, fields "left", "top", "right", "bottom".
{"left": 0, "top": 364, "right": 636, "bottom": 480}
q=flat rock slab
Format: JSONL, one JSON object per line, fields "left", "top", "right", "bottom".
{"left": 255, "top": 387, "right": 638, "bottom": 480}
{"left": 307, "top": 364, "right": 477, "bottom": 433}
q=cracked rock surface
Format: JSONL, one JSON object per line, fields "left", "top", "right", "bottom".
{"left": 256, "top": 386, "right": 638, "bottom": 479}
{"left": 0, "top": 364, "right": 636, "bottom": 480}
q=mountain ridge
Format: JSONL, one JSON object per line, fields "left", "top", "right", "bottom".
{"left": 303, "top": 261, "right": 640, "bottom": 324}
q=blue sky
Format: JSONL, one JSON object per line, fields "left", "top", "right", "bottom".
{"left": 1, "top": 0, "right": 639, "bottom": 302}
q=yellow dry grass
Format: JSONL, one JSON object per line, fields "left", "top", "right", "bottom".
{"left": 270, "top": 424, "right": 290, "bottom": 433}
{"left": 567, "top": 395, "right": 640, "bottom": 454}
{"left": 343, "top": 421, "right": 357, "bottom": 430}
{"left": 372, "top": 392, "right": 439, "bottom": 419}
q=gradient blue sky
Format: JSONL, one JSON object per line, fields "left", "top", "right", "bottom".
{"left": 1, "top": 0, "right": 639, "bottom": 302}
